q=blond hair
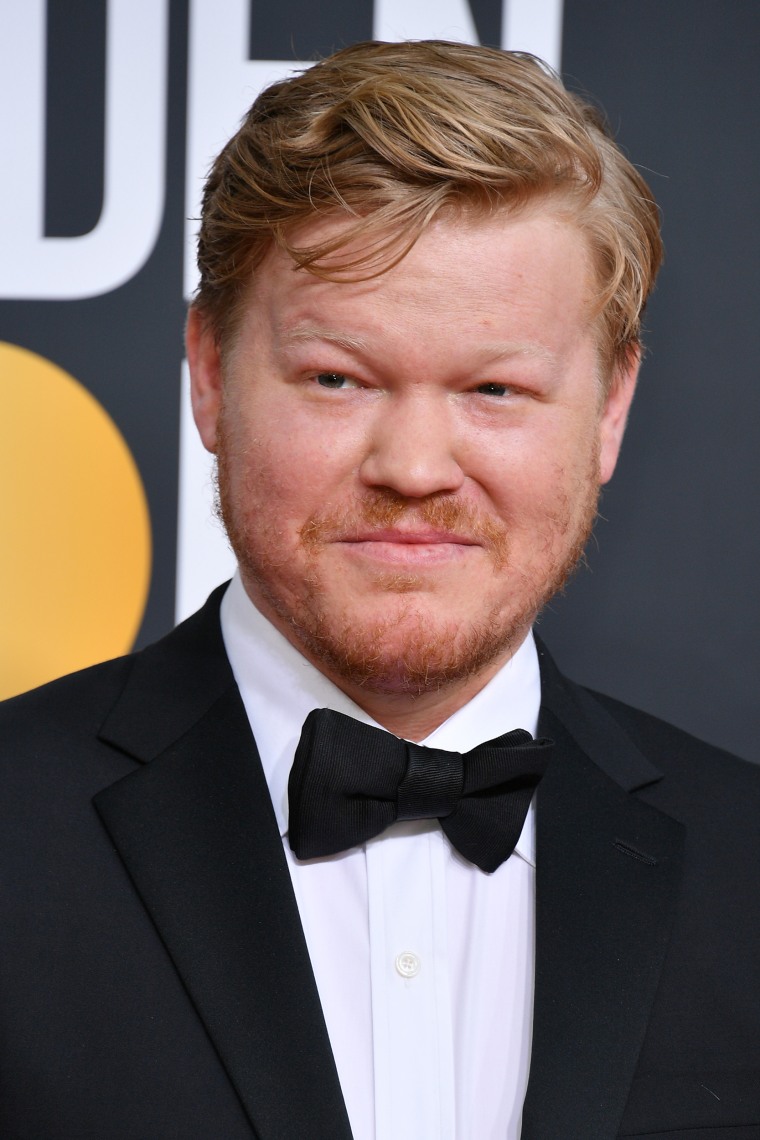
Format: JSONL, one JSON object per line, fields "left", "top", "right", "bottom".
{"left": 195, "top": 40, "right": 662, "bottom": 380}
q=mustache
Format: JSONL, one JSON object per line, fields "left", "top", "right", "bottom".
{"left": 300, "top": 491, "right": 510, "bottom": 561}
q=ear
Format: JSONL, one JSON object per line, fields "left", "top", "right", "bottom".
{"left": 186, "top": 306, "right": 223, "bottom": 454}
{"left": 598, "top": 347, "right": 639, "bottom": 485}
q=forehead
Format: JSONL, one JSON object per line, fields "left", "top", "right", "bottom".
{"left": 232, "top": 209, "right": 596, "bottom": 362}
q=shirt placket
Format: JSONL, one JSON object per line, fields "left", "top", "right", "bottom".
{"left": 367, "top": 823, "right": 456, "bottom": 1140}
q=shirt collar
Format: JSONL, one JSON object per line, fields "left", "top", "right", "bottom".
{"left": 220, "top": 571, "right": 541, "bottom": 867}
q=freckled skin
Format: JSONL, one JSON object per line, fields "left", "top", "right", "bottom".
{"left": 187, "top": 209, "right": 637, "bottom": 739}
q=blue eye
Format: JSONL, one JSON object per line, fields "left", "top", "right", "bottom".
{"left": 476, "top": 383, "right": 508, "bottom": 397}
{"left": 316, "top": 372, "right": 350, "bottom": 389}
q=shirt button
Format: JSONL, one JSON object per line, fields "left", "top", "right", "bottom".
{"left": 395, "top": 951, "right": 421, "bottom": 978}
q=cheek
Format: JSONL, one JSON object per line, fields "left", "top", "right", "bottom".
{"left": 471, "top": 431, "right": 559, "bottom": 502}
{"left": 479, "top": 423, "right": 600, "bottom": 525}
{"left": 223, "top": 415, "right": 345, "bottom": 537}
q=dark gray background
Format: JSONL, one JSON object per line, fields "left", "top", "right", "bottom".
{"left": 544, "top": 0, "right": 760, "bottom": 763}
{"left": 1, "top": 0, "right": 757, "bottom": 762}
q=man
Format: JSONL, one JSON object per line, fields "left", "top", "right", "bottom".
{"left": 1, "top": 40, "right": 759, "bottom": 1140}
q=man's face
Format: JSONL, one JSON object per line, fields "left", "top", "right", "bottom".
{"left": 188, "top": 208, "right": 636, "bottom": 700}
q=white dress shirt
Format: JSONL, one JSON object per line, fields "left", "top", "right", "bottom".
{"left": 220, "top": 572, "right": 541, "bottom": 1140}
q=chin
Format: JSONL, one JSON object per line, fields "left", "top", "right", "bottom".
{"left": 283, "top": 597, "right": 525, "bottom": 697}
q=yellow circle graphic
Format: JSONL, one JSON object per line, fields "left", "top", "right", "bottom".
{"left": 0, "top": 342, "right": 152, "bottom": 699}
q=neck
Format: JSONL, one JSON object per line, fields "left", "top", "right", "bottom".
{"left": 299, "top": 643, "right": 519, "bottom": 742}
{"left": 343, "top": 674, "right": 505, "bottom": 740}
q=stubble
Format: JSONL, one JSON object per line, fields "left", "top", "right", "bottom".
{"left": 215, "top": 431, "right": 599, "bottom": 696}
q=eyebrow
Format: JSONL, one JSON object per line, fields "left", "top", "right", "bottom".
{"left": 279, "top": 324, "right": 371, "bottom": 353}
{"left": 280, "top": 322, "right": 558, "bottom": 367}
{"left": 480, "top": 342, "right": 557, "bottom": 366}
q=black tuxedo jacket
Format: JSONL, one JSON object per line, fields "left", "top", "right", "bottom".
{"left": 2, "top": 586, "right": 759, "bottom": 1139}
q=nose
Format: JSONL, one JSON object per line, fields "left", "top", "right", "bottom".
{"left": 359, "top": 394, "right": 465, "bottom": 498}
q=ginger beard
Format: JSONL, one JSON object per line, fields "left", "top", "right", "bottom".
{"left": 215, "top": 418, "right": 601, "bottom": 696}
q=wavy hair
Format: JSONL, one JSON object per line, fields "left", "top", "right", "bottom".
{"left": 194, "top": 40, "right": 662, "bottom": 381}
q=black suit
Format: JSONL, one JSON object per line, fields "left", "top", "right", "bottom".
{"left": 1, "top": 586, "right": 759, "bottom": 1138}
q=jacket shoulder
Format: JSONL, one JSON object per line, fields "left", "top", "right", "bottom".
{"left": 0, "top": 653, "right": 135, "bottom": 744}
{"left": 577, "top": 683, "right": 760, "bottom": 833}
{"left": 587, "top": 684, "right": 757, "bottom": 777}
{"left": 0, "top": 584, "right": 230, "bottom": 752}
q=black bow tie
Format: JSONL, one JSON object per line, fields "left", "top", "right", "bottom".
{"left": 288, "top": 709, "right": 553, "bottom": 873}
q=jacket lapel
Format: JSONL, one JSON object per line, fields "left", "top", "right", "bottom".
{"left": 91, "top": 593, "right": 685, "bottom": 1138}
{"left": 521, "top": 648, "right": 685, "bottom": 1139}
{"left": 93, "top": 591, "right": 352, "bottom": 1140}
